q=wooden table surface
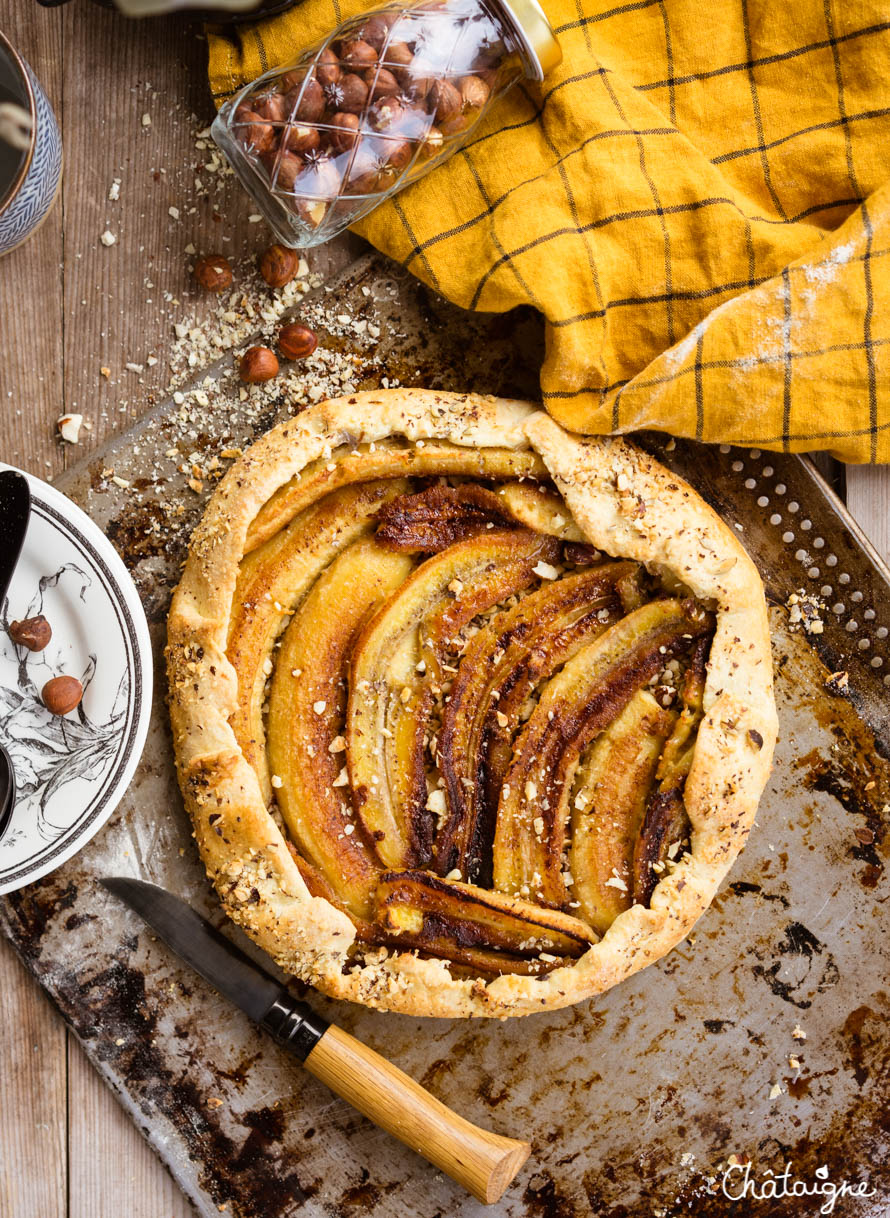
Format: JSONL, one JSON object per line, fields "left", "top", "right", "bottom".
{"left": 0, "top": 6, "right": 887, "bottom": 1216}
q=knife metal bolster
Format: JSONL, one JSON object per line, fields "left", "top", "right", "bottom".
{"left": 261, "top": 994, "right": 330, "bottom": 1060}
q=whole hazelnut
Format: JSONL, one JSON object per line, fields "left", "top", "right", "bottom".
{"left": 259, "top": 145, "right": 281, "bottom": 176}
{"left": 439, "top": 111, "right": 471, "bottom": 136}
{"left": 273, "top": 151, "right": 303, "bottom": 191}
{"left": 417, "top": 124, "right": 444, "bottom": 158}
{"left": 365, "top": 67, "right": 400, "bottom": 100}
{"left": 239, "top": 346, "right": 280, "bottom": 383}
{"left": 283, "top": 123, "right": 321, "bottom": 156}
{"left": 298, "top": 153, "right": 343, "bottom": 199}
{"left": 404, "top": 73, "right": 434, "bottom": 101}
{"left": 384, "top": 139, "right": 413, "bottom": 172}
{"left": 327, "top": 73, "right": 369, "bottom": 115}
{"left": 346, "top": 145, "right": 384, "bottom": 194}
{"left": 9, "top": 615, "right": 52, "bottom": 652}
{"left": 235, "top": 109, "right": 277, "bottom": 156}
{"left": 193, "top": 254, "right": 233, "bottom": 293}
{"left": 347, "top": 138, "right": 410, "bottom": 193}
{"left": 290, "top": 77, "right": 325, "bottom": 123}
{"left": 383, "top": 41, "right": 413, "bottom": 75}
{"left": 460, "top": 74, "right": 490, "bottom": 110}
{"left": 372, "top": 97, "right": 429, "bottom": 139}
{"left": 327, "top": 111, "right": 360, "bottom": 151}
{"left": 259, "top": 243, "right": 300, "bottom": 288}
{"left": 360, "top": 13, "right": 396, "bottom": 49}
{"left": 427, "top": 79, "right": 462, "bottom": 123}
{"left": 42, "top": 675, "right": 83, "bottom": 716}
{"left": 295, "top": 197, "right": 329, "bottom": 228}
{"left": 369, "top": 96, "right": 405, "bottom": 132}
{"left": 254, "top": 92, "right": 287, "bottom": 123}
{"left": 340, "top": 38, "right": 377, "bottom": 69}
{"left": 278, "top": 321, "right": 318, "bottom": 360}
{"left": 316, "top": 46, "right": 341, "bottom": 87}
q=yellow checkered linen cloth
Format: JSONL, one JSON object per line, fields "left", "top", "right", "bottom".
{"left": 208, "top": 1, "right": 890, "bottom": 461}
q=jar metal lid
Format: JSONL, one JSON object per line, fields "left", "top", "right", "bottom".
{"left": 497, "top": 0, "right": 562, "bottom": 80}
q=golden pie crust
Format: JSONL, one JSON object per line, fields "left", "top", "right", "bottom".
{"left": 167, "top": 390, "right": 777, "bottom": 1018}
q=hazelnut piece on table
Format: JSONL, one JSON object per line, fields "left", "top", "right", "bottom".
{"left": 278, "top": 322, "right": 318, "bottom": 361}
{"left": 259, "top": 243, "right": 299, "bottom": 287}
{"left": 42, "top": 675, "right": 83, "bottom": 716}
{"left": 9, "top": 615, "right": 52, "bottom": 652}
{"left": 193, "top": 254, "right": 233, "bottom": 293}
{"left": 239, "top": 346, "right": 280, "bottom": 383}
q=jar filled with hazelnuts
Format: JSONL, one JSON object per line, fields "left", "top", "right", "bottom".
{"left": 211, "top": 0, "right": 560, "bottom": 246}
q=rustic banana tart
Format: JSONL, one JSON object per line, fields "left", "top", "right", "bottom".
{"left": 167, "top": 390, "right": 777, "bottom": 1018}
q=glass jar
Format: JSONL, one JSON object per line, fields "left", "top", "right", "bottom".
{"left": 211, "top": 0, "right": 560, "bottom": 247}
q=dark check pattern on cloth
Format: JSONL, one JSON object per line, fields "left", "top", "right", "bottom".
{"left": 208, "top": 0, "right": 890, "bottom": 461}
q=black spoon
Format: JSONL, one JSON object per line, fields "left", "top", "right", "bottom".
{"left": 0, "top": 470, "right": 32, "bottom": 836}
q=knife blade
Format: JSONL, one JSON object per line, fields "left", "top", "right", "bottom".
{"left": 101, "top": 876, "right": 302, "bottom": 1026}
{"left": 101, "top": 876, "right": 531, "bottom": 1204}
{"left": 0, "top": 470, "right": 31, "bottom": 608}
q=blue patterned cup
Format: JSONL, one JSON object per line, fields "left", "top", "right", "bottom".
{"left": 0, "top": 33, "right": 62, "bottom": 257}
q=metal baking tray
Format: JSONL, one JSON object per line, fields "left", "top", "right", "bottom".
{"left": 2, "top": 252, "right": 888, "bottom": 1218}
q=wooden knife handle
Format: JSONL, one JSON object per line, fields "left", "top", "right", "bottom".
{"left": 304, "top": 1024, "right": 530, "bottom": 1204}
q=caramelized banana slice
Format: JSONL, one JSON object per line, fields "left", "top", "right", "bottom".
{"left": 493, "top": 600, "right": 714, "bottom": 908}
{"left": 633, "top": 636, "right": 710, "bottom": 905}
{"left": 495, "top": 482, "right": 586, "bottom": 541}
{"left": 227, "top": 480, "right": 407, "bottom": 801}
{"left": 245, "top": 441, "right": 547, "bottom": 553}
{"left": 376, "top": 484, "right": 514, "bottom": 551}
{"left": 436, "top": 563, "right": 637, "bottom": 885}
{"left": 570, "top": 690, "right": 675, "bottom": 933}
{"left": 376, "top": 481, "right": 589, "bottom": 552}
{"left": 268, "top": 537, "right": 413, "bottom": 919}
{"left": 375, "top": 870, "right": 598, "bottom": 976}
{"left": 285, "top": 842, "right": 385, "bottom": 944}
{"left": 348, "top": 530, "right": 560, "bottom": 870}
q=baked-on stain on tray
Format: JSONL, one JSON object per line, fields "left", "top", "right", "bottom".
{"left": 2, "top": 253, "right": 888, "bottom": 1217}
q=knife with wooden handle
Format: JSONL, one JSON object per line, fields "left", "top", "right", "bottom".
{"left": 101, "top": 877, "right": 530, "bottom": 1205}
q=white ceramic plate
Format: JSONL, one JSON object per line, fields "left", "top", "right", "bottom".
{"left": 0, "top": 464, "right": 152, "bottom": 893}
